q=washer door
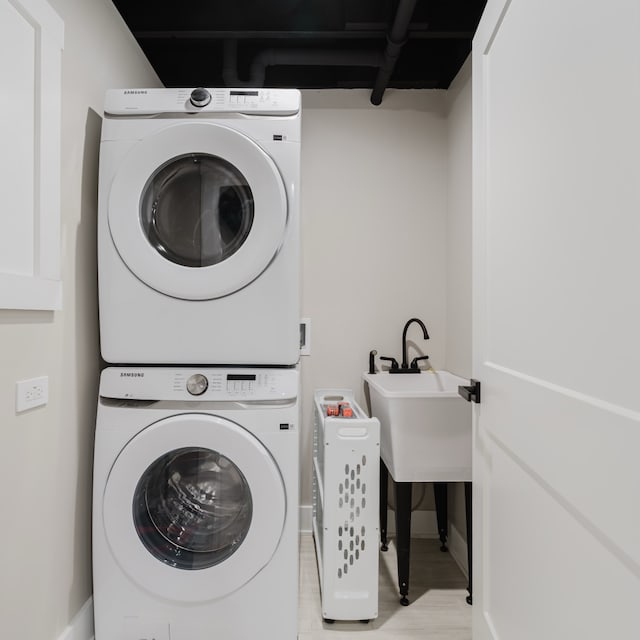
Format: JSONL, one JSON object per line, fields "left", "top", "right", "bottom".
{"left": 108, "top": 122, "right": 288, "bottom": 300}
{"left": 102, "top": 414, "right": 286, "bottom": 602}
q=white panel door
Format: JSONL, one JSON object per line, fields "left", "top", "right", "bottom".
{"left": 472, "top": 1, "right": 640, "bottom": 638}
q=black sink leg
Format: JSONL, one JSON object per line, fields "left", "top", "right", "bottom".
{"left": 380, "top": 459, "right": 389, "bottom": 551}
{"left": 394, "top": 480, "right": 412, "bottom": 605}
{"left": 465, "top": 481, "right": 473, "bottom": 605}
{"left": 434, "top": 482, "right": 449, "bottom": 552}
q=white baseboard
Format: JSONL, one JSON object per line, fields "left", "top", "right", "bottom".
{"left": 448, "top": 522, "right": 469, "bottom": 579}
{"left": 57, "top": 597, "right": 94, "bottom": 640}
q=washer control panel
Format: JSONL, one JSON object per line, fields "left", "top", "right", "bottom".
{"left": 101, "top": 367, "right": 298, "bottom": 402}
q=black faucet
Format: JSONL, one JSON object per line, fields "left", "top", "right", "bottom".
{"left": 379, "top": 318, "right": 430, "bottom": 374}
{"left": 384, "top": 317, "right": 430, "bottom": 373}
{"left": 402, "top": 317, "right": 429, "bottom": 368}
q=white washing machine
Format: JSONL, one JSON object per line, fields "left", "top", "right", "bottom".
{"left": 98, "top": 88, "right": 301, "bottom": 365}
{"left": 92, "top": 366, "right": 299, "bottom": 640}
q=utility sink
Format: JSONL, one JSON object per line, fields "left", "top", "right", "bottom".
{"left": 363, "top": 371, "right": 472, "bottom": 483}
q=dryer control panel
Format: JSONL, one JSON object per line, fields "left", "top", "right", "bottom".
{"left": 100, "top": 367, "right": 298, "bottom": 402}
{"left": 104, "top": 87, "right": 301, "bottom": 117}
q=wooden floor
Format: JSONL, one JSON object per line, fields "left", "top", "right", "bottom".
{"left": 298, "top": 533, "right": 472, "bottom": 639}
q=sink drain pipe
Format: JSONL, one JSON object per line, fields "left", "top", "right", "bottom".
{"left": 370, "top": 0, "right": 419, "bottom": 106}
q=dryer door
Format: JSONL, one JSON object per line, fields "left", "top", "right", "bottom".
{"left": 107, "top": 122, "right": 288, "bottom": 300}
{"left": 102, "top": 413, "right": 286, "bottom": 602}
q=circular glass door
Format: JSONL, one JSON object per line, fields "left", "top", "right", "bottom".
{"left": 108, "top": 122, "right": 288, "bottom": 300}
{"left": 133, "top": 446, "right": 252, "bottom": 570}
{"left": 140, "top": 154, "right": 254, "bottom": 268}
{"left": 102, "top": 414, "right": 286, "bottom": 602}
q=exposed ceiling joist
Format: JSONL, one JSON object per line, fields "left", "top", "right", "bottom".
{"left": 112, "top": 0, "right": 486, "bottom": 102}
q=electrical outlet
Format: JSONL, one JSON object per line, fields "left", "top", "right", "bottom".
{"left": 300, "top": 317, "right": 311, "bottom": 356}
{"left": 16, "top": 376, "right": 49, "bottom": 413}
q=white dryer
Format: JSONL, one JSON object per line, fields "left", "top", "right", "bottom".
{"left": 92, "top": 366, "right": 299, "bottom": 640}
{"left": 98, "top": 88, "right": 301, "bottom": 365}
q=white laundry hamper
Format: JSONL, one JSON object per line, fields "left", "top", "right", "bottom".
{"left": 312, "top": 389, "right": 380, "bottom": 622}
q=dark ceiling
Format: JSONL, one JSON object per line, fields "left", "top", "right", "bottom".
{"left": 112, "top": 0, "right": 486, "bottom": 103}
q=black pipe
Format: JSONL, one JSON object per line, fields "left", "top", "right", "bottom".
{"left": 224, "top": 39, "right": 381, "bottom": 88}
{"left": 250, "top": 48, "right": 382, "bottom": 87}
{"left": 370, "top": 0, "right": 419, "bottom": 105}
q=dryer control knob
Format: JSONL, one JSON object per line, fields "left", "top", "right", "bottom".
{"left": 190, "top": 88, "right": 211, "bottom": 107}
{"left": 186, "top": 374, "right": 209, "bottom": 396}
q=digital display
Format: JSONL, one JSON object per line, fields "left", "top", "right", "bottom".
{"left": 230, "top": 90, "right": 259, "bottom": 97}
{"left": 227, "top": 374, "right": 256, "bottom": 381}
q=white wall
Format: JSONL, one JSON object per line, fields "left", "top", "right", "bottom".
{"left": 444, "top": 58, "right": 473, "bottom": 564}
{"left": 0, "top": 1, "right": 159, "bottom": 639}
{"left": 445, "top": 58, "right": 473, "bottom": 380}
{"left": 299, "top": 89, "right": 449, "bottom": 512}
{"left": 298, "top": 75, "right": 473, "bottom": 546}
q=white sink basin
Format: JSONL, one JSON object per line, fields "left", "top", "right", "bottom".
{"left": 363, "top": 370, "right": 472, "bottom": 483}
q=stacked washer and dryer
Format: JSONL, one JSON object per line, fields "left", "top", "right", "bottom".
{"left": 93, "top": 88, "right": 302, "bottom": 640}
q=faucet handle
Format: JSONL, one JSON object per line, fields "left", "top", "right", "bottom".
{"left": 410, "top": 355, "right": 430, "bottom": 369}
{"left": 380, "top": 356, "right": 399, "bottom": 370}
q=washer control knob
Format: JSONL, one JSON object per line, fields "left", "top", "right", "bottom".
{"left": 186, "top": 374, "right": 208, "bottom": 396}
{"left": 190, "top": 87, "right": 211, "bottom": 107}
